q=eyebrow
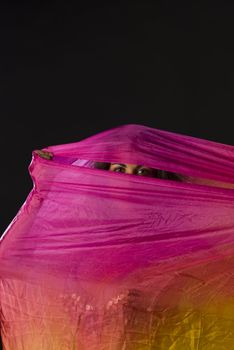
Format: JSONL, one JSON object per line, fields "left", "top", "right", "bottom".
{"left": 112, "top": 163, "right": 126, "bottom": 167}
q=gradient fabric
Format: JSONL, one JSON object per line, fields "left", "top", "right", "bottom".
{"left": 1, "top": 124, "right": 234, "bottom": 349}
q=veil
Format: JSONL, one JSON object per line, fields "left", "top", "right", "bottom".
{"left": 1, "top": 123, "right": 234, "bottom": 349}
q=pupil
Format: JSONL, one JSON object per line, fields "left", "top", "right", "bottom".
{"left": 115, "top": 167, "right": 124, "bottom": 172}
{"left": 138, "top": 168, "right": 149, "bottom": 175}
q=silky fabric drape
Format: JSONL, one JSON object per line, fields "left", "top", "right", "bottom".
{"left": 1, "top": 124, "right": 234, "bottom": 349}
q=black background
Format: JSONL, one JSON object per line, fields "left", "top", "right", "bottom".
{"left": 1, "top": 0, "right": 234, "bottom": 235}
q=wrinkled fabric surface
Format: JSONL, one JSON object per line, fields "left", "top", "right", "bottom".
{"left": 1, "top": 123, "right": 234, "bottom": 350}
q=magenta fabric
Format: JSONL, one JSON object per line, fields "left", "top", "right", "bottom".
{"left": 1, "top": 123, "right": 234, "bottom": 349}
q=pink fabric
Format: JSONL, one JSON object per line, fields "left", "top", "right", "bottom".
{"left": 1, "top": 123, "right": 234, "bottom": 349}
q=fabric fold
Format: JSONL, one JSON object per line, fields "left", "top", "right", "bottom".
{"left": 1, "top": 123, "right": 234, "bottom": 349}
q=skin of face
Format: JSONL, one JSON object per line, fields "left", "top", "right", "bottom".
{"left": 109, "top": 163, "right": 155, "bottom": 177}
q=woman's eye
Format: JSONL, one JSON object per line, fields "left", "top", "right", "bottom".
{"left": 113, "top": 167, "right": 125, "bottom": 173}
{"left": 137, "top": 168, "right": 151, "bottom": 176}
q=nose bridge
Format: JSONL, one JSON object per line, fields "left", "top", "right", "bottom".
{"left": 125, "top": 164, "right": 136, "bottom": 174}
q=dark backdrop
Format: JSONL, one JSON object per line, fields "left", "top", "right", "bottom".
{"left": 1, "top": 0, "right": 234, "bottom": 236}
